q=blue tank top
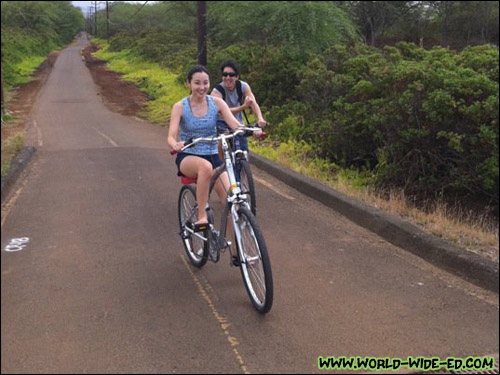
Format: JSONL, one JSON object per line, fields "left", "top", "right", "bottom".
{"left": 179, "top": 96, "right": 219, "bottom": 155}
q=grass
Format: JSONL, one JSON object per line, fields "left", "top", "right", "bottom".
{"left": 250, "top": 139, "right": 499, "bottom": 260}
{"left": 12, "top": 56, "right": 46, "bottom": 86}
{"left": 1, "top": 109, "right": 15, "bottom": 126}
{"left": 1, "top": 55, "right": 44, "bottom": 177}
{"left": 1, "top": 132, "right": 25, "bottom": 177}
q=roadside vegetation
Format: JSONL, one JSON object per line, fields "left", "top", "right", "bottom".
{"left": 86, "top": 2, "right": 498, "bottom": 256}
{"left": 1, "top": 1, "right": 83, "bottom": 176}
{"left": 1, "top": 1, "right": 83, "bottom": 90}
{"left": 2, "top": 1, "right": 498, "bottom": 257}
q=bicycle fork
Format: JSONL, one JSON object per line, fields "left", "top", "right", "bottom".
{"left": 230, "top": 204, "right": 261, "bottom": 269}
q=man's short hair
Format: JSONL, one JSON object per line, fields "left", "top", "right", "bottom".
{"left": 220, "top": 59, "right": 240, "bottom": 76}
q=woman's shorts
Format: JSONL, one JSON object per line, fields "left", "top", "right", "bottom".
{"left": 175, "top": 153, "right": 223, "bottom": 177}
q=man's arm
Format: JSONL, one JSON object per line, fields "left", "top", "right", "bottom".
{"left": 210, "top": 88, "right": 249, "bottom": 116}
{"left": 243, "top": 85, "right": 266, "bottom": 127}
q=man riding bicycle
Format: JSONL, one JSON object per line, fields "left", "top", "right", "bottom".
{"left": 210, "top": 59, "right": 266, "bottom": 152}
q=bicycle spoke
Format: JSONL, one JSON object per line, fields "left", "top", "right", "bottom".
{"left": 178, "top": 185, "right": 208, "bottom": 268}
{"left": 236, "top": 207, "right": 273, "bottom": 313}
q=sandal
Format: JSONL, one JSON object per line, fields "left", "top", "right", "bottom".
{"left": 186, "top": 221, "right": 209, "bottom": 232}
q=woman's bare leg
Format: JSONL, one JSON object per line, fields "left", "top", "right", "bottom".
{"left": 179, "top": 156, "right": 214, "bottom": 223}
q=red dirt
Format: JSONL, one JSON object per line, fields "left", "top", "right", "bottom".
{"left": 81, "top": 43, "right": 148, "bottom": 118}
{"left": 2, "top": 51, "right": 59, "bottom": 141}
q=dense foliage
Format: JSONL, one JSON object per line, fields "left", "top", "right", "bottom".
{"left": 347, "top": 1, "right": 499, "bottom": 49}
{"left": 89, "top": 1, "right": 499, "bottom": 207}
{"left": 4, "top": 1, "right": 494, "bottom": 208}
{"left": 1, "top": 1, "right": 84, "bottom": 88}
{"left": 269, "top": 43, "right": 499, "bottom": 204}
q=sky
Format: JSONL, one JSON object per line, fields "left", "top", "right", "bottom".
{"left": 72, "top": 1, "right": 96, "bottom": 14}
{"left": 72, "top": 1, "right": 145, "bottom": 15}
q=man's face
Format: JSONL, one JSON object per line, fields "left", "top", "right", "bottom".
{"left": 222, "top": 67, "right": 238, "bottom": 91}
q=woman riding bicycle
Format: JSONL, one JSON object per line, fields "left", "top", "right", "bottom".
{"left": 167, "top": 65, "right": 242, "bottom": 228}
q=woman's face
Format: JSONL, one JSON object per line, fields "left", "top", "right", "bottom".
{"left": 189, "top": 72, "right": 210, "bottom": 97}
{"left": 222, "top": 67, "right": 238, "bottom": 91}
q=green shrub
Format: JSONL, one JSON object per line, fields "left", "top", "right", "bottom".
{"left": 268, "top": 42, "right": 499, "bottom": 204}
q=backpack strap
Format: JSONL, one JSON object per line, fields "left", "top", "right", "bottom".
{"left": 215, "top": 83, "right": 226, "bottom": 101}
{"left": 216, "top": 81, "right": 244, "bottom": 104}
{"left": 236, "top": 80, "right": 244, "bottom": 104}
{"left": 236, "top": 80, "right": 250, "bottom": 125}
{"left": 216, "top": 81, "right": 249, "bottom": 125}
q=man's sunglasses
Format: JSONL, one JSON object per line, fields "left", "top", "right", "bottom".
{"left": 222, "top": 72, "right": 237, "bottom": 77}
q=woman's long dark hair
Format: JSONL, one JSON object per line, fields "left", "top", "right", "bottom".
{"left": 187, "top": 65, "right": 210, "bottom": 82}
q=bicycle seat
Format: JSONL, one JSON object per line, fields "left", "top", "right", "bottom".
{"left": 181, "top": 176, "right": 197, "bottom": 185}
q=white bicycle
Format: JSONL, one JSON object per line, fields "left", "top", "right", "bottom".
{"left": 172, "top": 127, "right": 273, "bottom": 314}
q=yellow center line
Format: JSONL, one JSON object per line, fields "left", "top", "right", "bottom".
{"left": 181, "top": 255, "right": 251, "bottom": 374}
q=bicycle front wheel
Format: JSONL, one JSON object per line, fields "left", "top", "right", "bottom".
{"left": 235, "top": 206, "right": 273, "bottom": 313}
{"left": 178, "top": 185, "right": 208, "bottom": 268}
{"left": 238, "top": 159, "right": 257, "bottom": 216}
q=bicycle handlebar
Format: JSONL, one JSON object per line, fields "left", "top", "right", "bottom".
{"left": 170, "top": 125, "right": 267, "bottom": 155}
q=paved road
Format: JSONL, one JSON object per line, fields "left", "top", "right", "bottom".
{"left": 1, "top": 35, "right": 498, "bottom": 374}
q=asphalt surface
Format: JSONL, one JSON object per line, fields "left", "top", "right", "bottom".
{"left": 1, "top": 34, "right": 499, "bottom": 374}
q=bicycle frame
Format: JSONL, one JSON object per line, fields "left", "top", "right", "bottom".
{"left": 176, "top": 127, "right": 273, "bottom": 312}
{"left": 209, "top": 133, "right": 252, "bottom": 247}
{"left": 177, "top": 128, "right": 260, "bottom": 254}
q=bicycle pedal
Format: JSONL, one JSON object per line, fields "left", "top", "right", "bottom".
{"left": 217, "top": 235, "right": 230, "bottom": 249}
{"left": 186, "top": 221, "right": 208, "bottom": 232}
{"left": 232, "top": 255, "right": 241, "bottom": 267}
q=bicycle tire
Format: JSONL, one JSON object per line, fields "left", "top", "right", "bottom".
{"left": 238, "top": 159, "right": 257, "bottom": 216}
{"left": 235, "top": 206, "right": 273, "bottom": 313}
{"left": 178, "top": 185, "right": 208, "bottom": 268}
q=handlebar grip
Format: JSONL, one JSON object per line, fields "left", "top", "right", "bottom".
{"left": 170, "top": 139, "right": 191, "bottom": 155}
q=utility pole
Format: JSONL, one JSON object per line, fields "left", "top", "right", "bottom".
{"left": 197, "top": 1, "right": 207, "bottom": 66}
{"left": 106, "top": 1, "right": 109, "bottom": 39}
{"left": 94, "top": 1, "right": 98, "bottom": 37}
{"left": 1, "top": 51, "right": 5, "bottom": 114}
{"left": 87, "top": 8, "right": 92, "bottom": 35}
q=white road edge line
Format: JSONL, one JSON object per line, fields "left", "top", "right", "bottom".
{"left": 93, "top": 127, "right": 118, "bottom": 147}
{"left": 33, "top": 120, "right": 43, "bottom": 146}
{"left": 253, "top": 175, "right": 295, "bottom": 200}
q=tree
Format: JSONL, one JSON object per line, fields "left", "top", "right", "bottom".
{"left": 348, "top": 1, "right": 421, "bottom": 46}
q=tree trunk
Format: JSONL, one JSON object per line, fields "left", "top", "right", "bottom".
{"left": 197, "top": 1, "right": 207, "bottom": 66}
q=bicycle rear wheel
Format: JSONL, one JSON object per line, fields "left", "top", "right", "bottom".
{"left": 178, "top": 185, "right": 208, "bottom": 268}
{"left": 238, "top": 159, "right": 257, "bottom": 216}
{"left": 235, "top": 206, "right": 273, "bottom": 313}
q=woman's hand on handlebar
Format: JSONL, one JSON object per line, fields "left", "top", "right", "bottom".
{"left": 170, "top": 141, "right": 185, "bottom": 155}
